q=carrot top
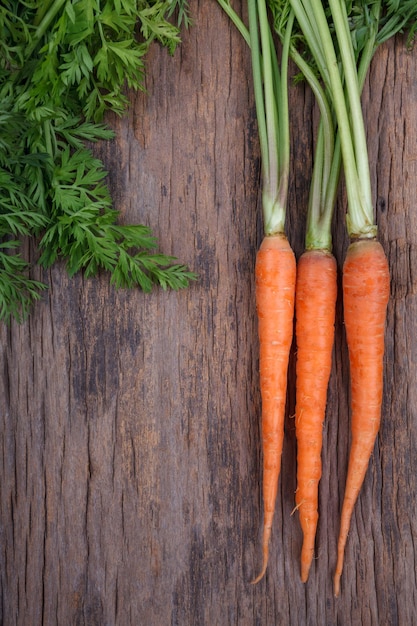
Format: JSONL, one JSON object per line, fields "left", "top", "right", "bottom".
{"left": 284, "top": 0, "right": 417, "bottom": 240}
{"left": 248, "top": 0, "right": 295, "bottom": 235}
{"left": 217, "top": 1, "right": 295, "bottom": 235}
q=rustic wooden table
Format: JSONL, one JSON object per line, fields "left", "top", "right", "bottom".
{"left": 1, "top": 3, "right": 417, "bottom": 624}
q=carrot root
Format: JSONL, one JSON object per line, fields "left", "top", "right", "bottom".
{"left": 334, "top": 239, "right": 390, "bottom": 597}
{"left": 295, "top": 249, "right": 337, "bottom": 583}
{"left": 253, "top": 234, "right": 296, "bottom": 583}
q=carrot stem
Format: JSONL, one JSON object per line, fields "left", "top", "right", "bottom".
{"left": 29, "top": 0, "right": 67, "bottom": 54}
{"left": 248, "top": 0, "right": 294, "bottom": 235}
{"left": 216, "top": 0, "right": 251, "bottom": 45}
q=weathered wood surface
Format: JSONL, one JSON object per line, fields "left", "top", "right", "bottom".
{"left": 1, "top": 3, "right": 417, "bottom": 624}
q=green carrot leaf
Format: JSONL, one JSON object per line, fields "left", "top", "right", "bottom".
{"left": 0, "top": 0, "right": 195, "bottom": 322}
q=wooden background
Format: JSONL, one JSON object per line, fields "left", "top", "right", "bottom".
{"left": 1, "top": 2, "right": 417, "bottom": 624}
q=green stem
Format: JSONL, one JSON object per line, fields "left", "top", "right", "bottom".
{"left": 356, "top": 3, "right": 380, "bottom": 88}
{"left": 219, "top": 1, "right": 292, "bottom": 234}
{"left": 288, "top": 0, "right": 330, "bottom": 89}
{"left": 305, "top": 122, "right": 328, "bottom": 249}
{"left": 292, "top": 0, "right": 376, "bottom": 238}
{"left": 248, "top": 0, "right": 268, "bottom": 176}
{"left": 289, "top": 0, "right": 381, "bottom": 248}
{"left": 270, "top": 6, "right": 336, "bottom": 250}
{"left": 43, "top": 120, "right": 54, "bottom": 157}
{"left": 33, "top": 0, "right": 56, "bottom": 26}
{"left": 305, "top": 1, "right": 380, "bottom": 248}
{"left": 291, "top": 49, "right": 334, "bottom": 207}
{"left": 258, "top": 0, "right": 280, "bottom": 209}
{"left": 248, "top": 0, "right": 291, "bottom": 235}
{"left": 27, "top": 0, "right": 67, "bottom": 57}
{"left": 327, "top": 0, "right": 375, "bottom": 236}
{"left": 276, "top": 10, "right": 294, "bottom": 219}
{"left": 216, "top": 0, "right": 251, "bottom": 45}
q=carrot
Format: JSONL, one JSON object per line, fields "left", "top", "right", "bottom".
{"left": 252, "top": 233, "right": 296, "bottom": 583}
{"left": 333, "top": 238, "right": 390, "bottom": 596}
{"left": 217, "top": 0, "right": 296, "bottom": 583}
{"left": 294, "top": 249, "right": 337, "bottom": 582}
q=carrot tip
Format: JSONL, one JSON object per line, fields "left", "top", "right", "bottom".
{"left": 250, "top": 574, "right": 264, "bottom": 585}
{"left": 251, "top": 559, "right": 268, "bottom": 585}
{"left": 334, "top": 575, "right": 341, "bottom": 597}
{"left": 300, "top": 557, "right": 313, "bottom": 583}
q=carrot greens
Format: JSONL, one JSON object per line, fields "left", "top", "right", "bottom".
{"left": 248, "top": 0, "right": 294, "bottom": 236}
{"left": 217, "top": 0, "right": 294, "bottom": 234}
{"left": 0, "top": 0, "right": 195, "bottom": 323}
{"left": 286, "top": 0, "right": 417, "bottom": 240}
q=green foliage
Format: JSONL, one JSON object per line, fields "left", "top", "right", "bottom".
{"left": 0, "top": 242, "right": 47, "bottom": 324}
{"left": 269, "top": 0, "right": 417, "bottom": 83}
{"left": 0, "top": 0, "right": 195, "bottom": 323}
{"left": 377, "top": 1, "right": 417, "bottom": 46}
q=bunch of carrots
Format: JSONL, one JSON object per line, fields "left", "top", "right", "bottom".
{"left": 217, "top": 0, "right": 417, "bottom": 596}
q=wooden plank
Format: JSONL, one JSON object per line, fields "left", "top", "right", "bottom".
{"left": 1, "top": 3, "right": 417, "bottom": 624}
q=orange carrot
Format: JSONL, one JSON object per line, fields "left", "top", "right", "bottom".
{"left": 334, "top": 238, "right": 390, "bottom": 597}
{"left": 252, "top": 233, "right": 296, "bottom": 583}
{"left": 294, "top": 249, "right": 337, "bottom": 582}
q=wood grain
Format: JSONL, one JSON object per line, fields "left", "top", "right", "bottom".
{"left": 1, "top": 4, "right": 417, "bottom": 624}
